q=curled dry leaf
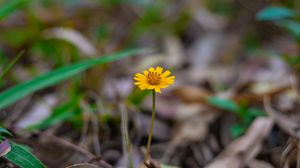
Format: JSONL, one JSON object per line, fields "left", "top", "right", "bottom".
{"left": 205, "top": 117, "right": 273, "bottom": 168}
{"left": 0, "top": 139, "right": 11, "bottom": 157}
{"left": 172, "top": 85, "right": 211, "bottom": 103}
{"left": 66, "top": 163, "right": 100, "bottom": 168}
{"left": 248, "top": 159, "right": 274, "bottom": 168}
{"left": 173, "top": 117, "right": 208, "bottom": 143}
{"left": 44, "top": 28, "right": 97, "bottom": 57}
{"left": 173, "top": 103, "right": 220, "bottom": 143}
{"left": 175, "top": 104, "right": 204, "bottom": 121}
{"left": 264, "top": 96, "right": 300, "bottom": 139}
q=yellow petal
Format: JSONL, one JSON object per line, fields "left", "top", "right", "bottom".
{"left": 134, "top": 77, "right": 146, "bottom": 81}
{"left": 160, "top": 76, "right": 175, "bottom": 84}
{"left": 165, "top": 75, "right": 175, "bottom": 80}
{"left": 161, "top": 70, "right": 171, "bottom": 78}
{"left": 139, "top": 86, "right": 146, "bottom": 90}
{"left": 158, "top": 85, "right": 169, "bottom": 88}
{"left": 134, "top": 82, "right": 144, "bottom": 85}
{"left": 148, "top": 67, "right": 155, "bottom": 72}
{"left": 143, "top": 70, "right": 149, "bottom": 76}
{"left": 155, "top": 66, "right": 163, "bottom": 74}
{"left": 160, "top": 81, "right": 173, "bottom": 86}
{"left": 134, "top": 67, "right": 175, "bottom": 91}
{"left": 154, "top": 87, "right": 161, "bottom": 93}
{"left": 135, "top": 73, "right": 146, "bottom": 78}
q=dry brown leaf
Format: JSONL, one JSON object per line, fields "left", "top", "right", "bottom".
{"left": 173, "top": 85, "right": 211, "bottom": 103}
{"left": 173, "top": 117, "right": 208, "bottom": 143}
{"left": 66, "top": 163, "right": 100, "bottom": 168}
{"left": 248, "top": 159, "right": 274, "bottom": 168}
{"left": 264, "top": 97, "right": 300, "bottom": 139}
{"left": 205, "top": 117, "right": 273, "bottom": 168}
{"left": 44, "top": 28, "right": 97, "bottom": 57}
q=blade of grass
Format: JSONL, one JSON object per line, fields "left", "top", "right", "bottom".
{"left": 4, "top": 142, "right": 45, "bottom": 168}
{"left": 27, "top": 96, "right": 81, "bottom": 130}
{"left": 0, "top": 0, "right": 31, "bottom": 20}
{"left": 0, "top": 51, "right": 24, "bottom": 80}
{"left": 0, "top": 48, "right": 146, "bottom": 110}
{"left": 0, "top": 127, "right": 13, "bottom": 137}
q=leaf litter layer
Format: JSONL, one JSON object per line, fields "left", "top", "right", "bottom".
{"left": 1, "top": 0, "right": 300, "bottom": 168}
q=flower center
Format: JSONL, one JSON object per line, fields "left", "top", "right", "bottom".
{"left": 147, "top": 72, "right": 161, "bottom": 85}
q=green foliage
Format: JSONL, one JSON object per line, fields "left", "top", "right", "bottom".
{"left": 208, "top": 96, "right": 239, "bottom": 113}
{"left": 30, "top": 39, "right": 81, "bottom": 66}
{"left": 279, "top": 20, "right": 300, "bottom": 40}
{"left": 0, "top": 51, "right": 23, "bottom": 80}
{"left": 0, "top": 48, "right": 145, "bottom": 110}
{"left": 243, "top": 32, "right": 262, "bottom": 52}
{"left": 256, "top": 6, "right": 295, "bottom": 21}
{"left": 4, "top": 142, "right": 45, "bottom": 168}
{"left": 0, "top": 128, "right": 45, "bottom": 167}
{"left": 0, "top": 127, "right": 12, "bottom": 138}
{"left": 283, "top": 55, "right": 300, "bottom": 67}
{"left": 205, "top": 0, "right": 237, "bottom": 17}
{"left": 27, "top": 95, "right": 81, "bottom": 130}
{"left": 256, "top": 5, "right": 300, "bottom": 42}
{"left": 0, "top": 27, "right": 38, "bottom": 47}
{"left": 0, "top": 0, "right": 31, "bottom": 20}
{"left": 127, "top": 88, "right": 151, "bottom": 106}
{"left": 207, "top": 96, "right": 265, "bottom": 137}
{"left": 131, "top": 1, "right": 191, "bottom": 39}
{"left": 132, "top": 5, "right": 166, "bottom": 37}
{"left": 94, "top": 25, "right": 110, "bottom": 42}
{"left": 230, "top": 123, "right": 247, "bottom": 138}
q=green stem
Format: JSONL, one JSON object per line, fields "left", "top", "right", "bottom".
{"left": 145, "top": 89, "right": 156, "bottom": 162}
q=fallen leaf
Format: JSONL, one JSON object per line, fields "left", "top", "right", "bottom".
{"left": 205, "top": 117, "right": 273, "bottom": 168}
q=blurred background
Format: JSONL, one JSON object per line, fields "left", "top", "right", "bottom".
{"left": 1, "top": 0, "right": 300, "bottom": 167}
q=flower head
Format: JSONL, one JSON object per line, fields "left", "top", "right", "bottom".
{"left": 134, "top": 66, "right": 175, "bottom": 93}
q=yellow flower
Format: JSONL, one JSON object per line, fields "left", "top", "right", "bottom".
{"left": 134, "top": 66, "right": 175, "bottom": 93}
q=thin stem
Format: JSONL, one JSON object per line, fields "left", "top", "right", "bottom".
{"left": 145, "top": 89, "right": 156, "bottom": 162}
{"left": 120, "top": 103, "right": 134, "bottom": 168}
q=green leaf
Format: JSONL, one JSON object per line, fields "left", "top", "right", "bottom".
{"left": 279, "top": 20, "right": 300, "bottom": 39}
{"left": 207, "top": 96, "right": 239, "bottom": 113}
{"left": 0, "top": 127, "right": 13, "bottom": 137}
{"left": 230, "top": 123, "right": 247, "bottom": 138}
{"left": 0, "top": 0, "right": 31, "bottom": 20}
{"left": 248, "top": 108, "right": 265, "bottom": 117}
{"left": 0, "top": 51, "right": 23, "bottom": 80}
{"left": 0, "top": 48, "right": 146, "bottom": 110}
{"left": 256, "top": 6, "right": 295, "bottom": 21}
{"left": 282, "top": 54, "right": 300, "bottom": 66}
{"left": 4, "top": 142, "right": 45, "bottom": 168}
